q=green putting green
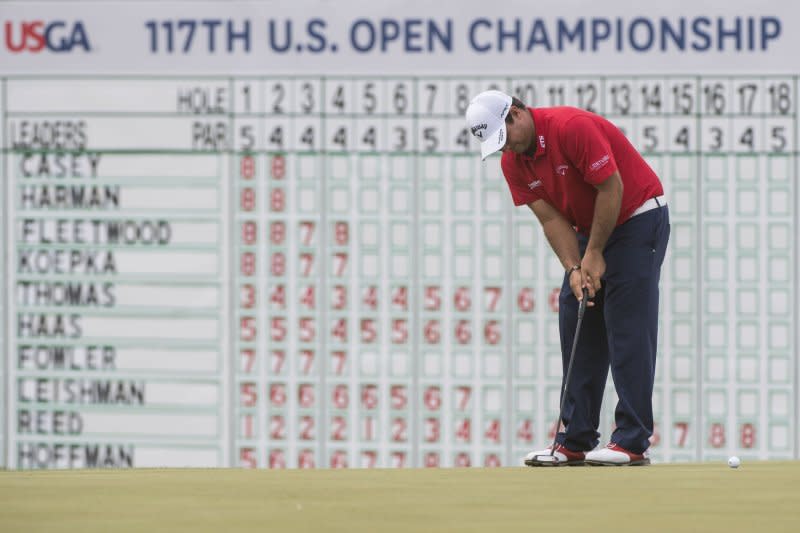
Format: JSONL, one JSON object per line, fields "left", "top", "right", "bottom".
{"left": 2, "top": 462, "right": 799, "bottom": 533}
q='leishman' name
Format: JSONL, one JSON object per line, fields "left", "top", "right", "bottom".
{"left": 18, "top": 378, "right": 145, "bottom": 406}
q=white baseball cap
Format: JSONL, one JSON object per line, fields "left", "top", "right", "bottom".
{"left": 465, "top": 90, "right": 512, "bottom": 160}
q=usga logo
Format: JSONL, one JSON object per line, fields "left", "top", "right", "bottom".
{"left": 471, "top": 123, "right": 488, "bottom": 139}
{"left": 4, "top": 20, "right": 92, "bottom": 53}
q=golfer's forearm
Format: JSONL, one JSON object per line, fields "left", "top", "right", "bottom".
{"left": 541, "top": 217, "right": 581, "bottom": 271}
{"left": 587, "top": 175, "right": 623, "bottom": 253}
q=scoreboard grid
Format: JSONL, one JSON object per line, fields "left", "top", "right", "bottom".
{"left": 1, "top": 74, "right": 798, "bottom": 469}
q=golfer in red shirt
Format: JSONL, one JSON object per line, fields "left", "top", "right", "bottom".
{"left": 466, "top": 90, "right": 670, "bottom": 466}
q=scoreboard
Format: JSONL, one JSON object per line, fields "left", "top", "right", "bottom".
{"left": 1, "top": 1, "right": 798, "bottom": 469}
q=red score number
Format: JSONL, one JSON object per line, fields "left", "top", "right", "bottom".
{"left": 516, "top": 419, "right": 534, "bottom": 443}
{"left": 331, "top": 384, "right": 349, "bottom": 409}
{"left": 270, "top": 415, "right": 286, "bottom": 440}
{"left": 240, "top": 251, "right": 255, "bottom": 276}
{"left": 392, "top": 286, "right": 408, "bottom": 311}
{"left": 271, "top": 155, "right": 285, "bottom": 179}
{"left": 424, "top": 286, "right": 441, "bottom": 310}
{"left": 298, "top": 449, "right": 314, "bottom": 469}
{"left": 270, "top": 221, "right": 286, "bottom": 244}
{"left": 425, "top": 418, "right": 440, "bottom": 443}
{"left": 240, "top": 348, "right": 256, "bottom": 374}
{"left": 299, "top": 350, "right": 315, "bottom": 375}
{"left": 361, "top": 451, "right": 378, "bottom": 468}
{"left": 240, "top": 155, "right": 255, "bottom": 179}
{"left": 454, "top": 320, "right": 472, "bottom": 344}
{"left": 423, "top": 386, "right": 441, "bottom": 411}
{"left": 709, "top": 423, "right": 725, "bottom": 448}
{"left": 424, "top": 452, "right": 440, "bottom": 468}
{"left": 484, "top": 320, "right": 501, "bottom": 345}
{"left": 484, "top": 287, "right": 501, "bottom": 312}
{"left": 330, "top": 351, "right": 347, "bottom": 376}
{"left": 361, "top": 385, "right": 378, "bottom": 410}
{"left": 240, "top": 284, "right": 256, "bottom": 308}
{"left": 240, "top": 447, "right": 256, "bottom": 468}
{"left": 330, "top": 417, "right": 347, "bottom": 441}
{"left": 362, "top": 286, "right": 378, "bottom": 310}
{"left": 269, "top": 449, "right": 286, "bottom": 469}
{"left": 740, "top": 423, "right": 756, "bottom": 448}
{"left": 241, "top": 221, "right": 257, "bottom": 245}
{"left": 270, "top": 187, "right": 285, "bottom": 212}
{"left": 239, "top": 382, "right": 257, "bottom": 407}
{"left": 240, "top": 187, "right": 255, "bottom": 211}
{"left": 330, "top": 450, "right": 347, "bottom": 468}
{"left": 454, "top": 287, "right": 471, "bottom": 311}
{"left": 423, "top": 319, "right": 440, "bottom": 344}
{"left": 334, "top": 221, "right": 349, "bottom": 245}
{"left": 517, "top": 287, "right": 535, "bottom": 312}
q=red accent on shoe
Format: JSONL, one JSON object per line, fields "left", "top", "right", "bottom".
{"left": 606, "top": 442, "right": 647, "bottom": 461}
{"left": 554, "top": 444, "right": 587, "bottom": 461}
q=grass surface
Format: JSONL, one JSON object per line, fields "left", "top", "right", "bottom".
{"left": 2, "top": 462, "right": 799, "bottom": 532}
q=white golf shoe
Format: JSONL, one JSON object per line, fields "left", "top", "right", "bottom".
{"left": 524, "top": 444, "right": 586, "bottom": 466}
{"left": 585, "top": 443, "right": 650, "bottom": 466}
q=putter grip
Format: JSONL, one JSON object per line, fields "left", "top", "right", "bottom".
{"left": 577, "top": 287, "right": 589, "bottom": 319}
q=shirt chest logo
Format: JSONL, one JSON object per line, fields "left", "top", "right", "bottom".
{"left": 556, "top": 164, "right": 568, "bottom": 176}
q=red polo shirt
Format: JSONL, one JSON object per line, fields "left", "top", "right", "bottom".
{"left": 501, "top": 107, "right": 663, "bottom": 235}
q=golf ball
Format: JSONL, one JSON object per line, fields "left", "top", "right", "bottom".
{"left": 727, "top": 456, "right": 740, "bottom": 468}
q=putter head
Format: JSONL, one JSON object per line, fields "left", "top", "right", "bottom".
{"left": 524, "top": 454, "right": 562, "bottom": 467}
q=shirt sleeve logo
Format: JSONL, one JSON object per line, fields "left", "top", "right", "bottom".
{"left": 590, "top": 154, "right": 610, "bottom": 171}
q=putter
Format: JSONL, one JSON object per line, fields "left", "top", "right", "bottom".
{"left": 526, "top": 286, "right": 589, "bottom": 466}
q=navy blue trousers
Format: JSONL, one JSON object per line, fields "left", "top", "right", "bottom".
{"left": 556, "top": 205, "right": 670, "bottom": 454}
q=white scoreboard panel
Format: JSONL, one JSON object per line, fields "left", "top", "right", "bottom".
{"left": 1, "top": 1, "right": 798, "bottom": 469}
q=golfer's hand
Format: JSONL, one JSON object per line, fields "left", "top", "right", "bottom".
{"left": 580, "top": 249, "right": 605, "bottom": 301}
{"left": 568, "top": 269, "right": 594, "bottom": 307}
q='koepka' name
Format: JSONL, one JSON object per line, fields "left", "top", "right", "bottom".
{"left": 18, "top": 250, "right": 116, "bottom": 275}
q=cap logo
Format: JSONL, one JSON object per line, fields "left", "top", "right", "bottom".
{"left": 498, "top": 129, "right": 504, "bottom": 143}
{"left": 471, "top": 123, "right": 488, "bottom": 139}
{"left": 500, "top": 103, "right": 509, "bottom": 117}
